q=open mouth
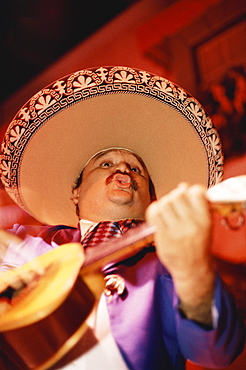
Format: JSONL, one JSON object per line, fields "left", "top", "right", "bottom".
{"left": 114, "top": 173, "right": 131, "bottom": 187}
{"left": 106, "top": 172, "right": 137, "bottom": 190}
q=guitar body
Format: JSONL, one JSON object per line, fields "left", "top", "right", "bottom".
{"left": 0, "top": 243, "right": 99, "bottom": 370}
{"left": 0, "top": 276, "right": 95, "bottom": 370}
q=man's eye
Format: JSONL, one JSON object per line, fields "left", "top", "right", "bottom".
{"left": 100, "top": 162, "right": 112, "bottom": 167}
{"left": 131, "top": 167, "right": 140, "bottom": 173}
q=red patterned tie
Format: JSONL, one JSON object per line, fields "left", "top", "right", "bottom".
{"left": 81, "top": 219, "right": 143, "bottom": 249}
{"left": 81, "top": 219, "right": 143, "bottom": 297}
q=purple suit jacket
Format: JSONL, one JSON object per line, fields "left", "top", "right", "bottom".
{"left": 1, "top": 223, "right": 245, "bottom": 369}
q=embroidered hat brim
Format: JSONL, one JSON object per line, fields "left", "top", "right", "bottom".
{"left": 0, "top": 66, "right": 223, "bottom": 226}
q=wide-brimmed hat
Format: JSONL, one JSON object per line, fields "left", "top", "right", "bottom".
{"left": 0, "top": 66, "right": 223, "bottom": 226}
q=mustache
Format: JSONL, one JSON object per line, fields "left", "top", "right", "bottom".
{"left": 106, "top": 170, "right": 138, "bottom": 191}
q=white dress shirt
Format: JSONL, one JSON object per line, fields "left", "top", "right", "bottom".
{"left": 59, "top": 220, "right": 127, "bottom": 369}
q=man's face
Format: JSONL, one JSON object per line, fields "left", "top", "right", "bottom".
{"left": 73, "top": 149, "right": 152, "bottom": 222}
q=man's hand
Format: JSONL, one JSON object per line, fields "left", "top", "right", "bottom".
{"left": 146, "top": 183, "right": 215, "bottom": 326}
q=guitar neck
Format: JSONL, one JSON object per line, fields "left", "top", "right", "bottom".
{"left": 81, "top": 194, "right": 246, "bottom": 275}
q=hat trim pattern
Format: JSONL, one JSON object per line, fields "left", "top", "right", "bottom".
{"left": 0, "top": 66, "right": 223, "bottom": 208}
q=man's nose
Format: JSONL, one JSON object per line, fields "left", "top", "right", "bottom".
{"left": 115, "top": 162, "right": 131, "bottom": 173}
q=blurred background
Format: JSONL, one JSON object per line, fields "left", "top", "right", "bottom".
{"left": 0, "top": 1, "right": 245, "bottom": 368}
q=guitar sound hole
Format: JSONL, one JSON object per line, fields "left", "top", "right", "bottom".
{"left": 0, "top": 263, "right": 53, "bottom": 313}
{"left": 0, "top": 283, "right": 27, "bottom": 301}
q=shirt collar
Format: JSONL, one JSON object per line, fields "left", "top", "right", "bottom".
{"left": 79, "top": 219, "right": 97, "bottom": 239}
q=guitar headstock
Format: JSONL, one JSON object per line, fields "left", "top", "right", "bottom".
{"left": 207, "top": 175, "right": 246, "bottom": 229}
{"left": 207, "top": 175, "right": 246, "bottom": 204}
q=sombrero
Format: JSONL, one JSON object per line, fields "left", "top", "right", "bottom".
{"left": 0, "top": 66, "right": 223, "bottom": 226}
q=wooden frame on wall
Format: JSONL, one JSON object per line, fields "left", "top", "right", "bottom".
{"left": 192, "top": 16, "right": 246, "bottom": 90}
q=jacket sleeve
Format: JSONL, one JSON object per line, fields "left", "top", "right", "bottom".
{"left": 0, "top": 223, "right": 81, "bottom": 271}
{"left": 174, "top": 275, "right": 245, "bottom": 368}
{"left": 0, "top": 224, "right": 55, "bottom": 271}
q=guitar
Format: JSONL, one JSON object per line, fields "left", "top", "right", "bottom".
{"left": 0, "top": 176, "right": 245, "bottom": 370}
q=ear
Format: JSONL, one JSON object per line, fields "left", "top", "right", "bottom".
{"left": 72, "top": 188, "right": 79, "bottom": 205}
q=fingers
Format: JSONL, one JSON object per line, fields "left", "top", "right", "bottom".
{"left": 146, "top": 183, "right": 214, "bottom": 308}
{"left": 147, "top": 182, "right": 210, "bottom": 227}
{"left": 0, "top": 229, "right": 23, "bottom": 248}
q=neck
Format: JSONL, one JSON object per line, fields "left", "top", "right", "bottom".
{"left": 78, "top": 207, "right": 146, "bottom": 223}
